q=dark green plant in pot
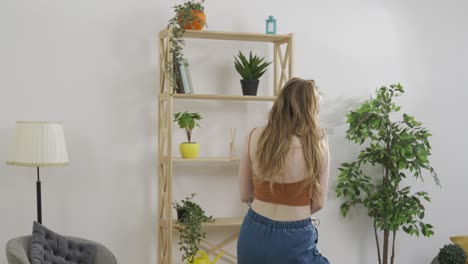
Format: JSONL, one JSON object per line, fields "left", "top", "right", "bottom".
{"left": 234, "top": 51, "right": 271, "bottom": 96}
{"left": 173, "top": 193, "right": 214, "bottom": 264}
{"left": 437, "top": 244, "right": 467, "bottom": 264}
{"left": 336, "top": 84, "right": 440, "bottom": 264}
{"left": 167, "top": 0, "right": 207, "bottom": 92}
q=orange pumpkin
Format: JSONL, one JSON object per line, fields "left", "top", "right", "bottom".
{"left": 178, "top": 10, "right": 206, "bottom": 30}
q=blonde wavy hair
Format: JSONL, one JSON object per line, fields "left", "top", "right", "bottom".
{"left": 254, "top": 78, "right": 326, "bottom": 200}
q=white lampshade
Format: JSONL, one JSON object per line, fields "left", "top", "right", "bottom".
{"left": 6, "top": 121, "right": 70, "bottom": 167}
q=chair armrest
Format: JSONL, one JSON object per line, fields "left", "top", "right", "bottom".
{"left": 6, "top": 236, "right": 31, "bottom": 264}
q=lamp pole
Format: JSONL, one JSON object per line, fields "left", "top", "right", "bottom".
{"left": 36, "top": 167, "right": 42, "bottom": 224}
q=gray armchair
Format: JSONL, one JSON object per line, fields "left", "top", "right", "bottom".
{"left": 6, "top": 236, "right": 117, "bottom": 264}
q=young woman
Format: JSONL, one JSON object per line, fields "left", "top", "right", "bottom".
{"left": 237, "top": 78, "right": 330, "bottom": 264}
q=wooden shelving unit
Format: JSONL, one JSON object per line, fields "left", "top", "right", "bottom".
{"left": 173, "top": 94, "right": 277, "bottom": 102}
{"left": 157, "top": 28, "right": 294, "bottom": 264}
{"left": 159, "top": 156, "right": 239, "bottom": 163}
{"left": 173, "top": 157, "right": 240, "bottom": 163}
{"left": 171, "top": 217, "right": 244, "bottom": 229}
{"left": 159, "top": 28, "right": 291, "bottom": 43}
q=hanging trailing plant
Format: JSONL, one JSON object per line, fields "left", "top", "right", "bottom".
{"left": 167, "top": 0, "right": 207, "bottom": 92}
{"left": 336, "top": 84, "right": 440, "bottom": 264}
{"left": 173, "top": 193, "right": 214, "bottom": 264}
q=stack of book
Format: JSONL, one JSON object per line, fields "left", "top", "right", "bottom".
{"left": 173, "top": 57, "right": 194, "bottom": 94}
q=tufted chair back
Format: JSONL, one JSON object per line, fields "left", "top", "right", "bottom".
{"left": 6, "top": 236, "right": 117, "bottom": 264}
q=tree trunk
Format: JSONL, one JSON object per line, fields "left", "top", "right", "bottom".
{"left": 383, "top": 229, "right": 389, "bottom": 264}
{"left": 382, "top": 166, "right": 390, "bottom": 264}
{"left": 185, "top": 128, "right": 191, "bottom": 142}
{"left": 390, "top": 230, "right": 396, "bottom": 264}
{"left": 374, "top": 221, "right": 382, "bottom": 264}
{"left": 382, "top": 122, "right": 392, "bottom": 264}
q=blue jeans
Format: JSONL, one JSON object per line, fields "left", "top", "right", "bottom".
{"left": 237, "top": 208, "right": 330, "bottom": 264}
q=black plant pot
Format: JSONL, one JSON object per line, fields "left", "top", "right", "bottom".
{"left": 177, "top": 209, "right": 187, "bottom": 221}
{"left": 241, "top": 79, "right": 260, "bottom": 96}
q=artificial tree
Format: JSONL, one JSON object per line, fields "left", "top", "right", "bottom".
{"left": 336, "top": 84, "right": 440, "bottom": 264}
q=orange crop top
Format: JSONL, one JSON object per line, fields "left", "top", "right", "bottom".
{"left": 248, "top": 128, "right": 311, "bottom": 206}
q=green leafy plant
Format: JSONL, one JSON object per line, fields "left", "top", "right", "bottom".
{"left": 336, "top": 84, "right": 440, "bottom": 264}
{"left": 437, "top": 244, "right": 467, "bottom": 264}
{"left": 234, "top": 51, "right": 271, "bottom": 80}
{"left": 173, "top": 111, "right": 202, "bottom": 143}
{"left": 173, "top": 193, "right": 214, "bottom": 264}
{"left": 167, "top": 0, "right": 206, "bottom": 92}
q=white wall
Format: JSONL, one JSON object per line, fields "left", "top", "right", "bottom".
{"left": 1, "top": 0, "right": 467, "bottom": 263}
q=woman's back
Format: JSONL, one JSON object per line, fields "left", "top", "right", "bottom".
{"left": 239, "top": 126, "right": 330, "bottom": 221}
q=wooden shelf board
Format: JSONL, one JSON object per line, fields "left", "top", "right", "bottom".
{"left": 182, "top": 29, "right": 291, "bottom": 43}
{"left": 173, "top": 94, "right": 276, "bottom": 102}
{"left": 173, "top": 157, "right": 240, "bottom": 162}
{"left": 172, "top": 217, "right": 243, "bottom": 229}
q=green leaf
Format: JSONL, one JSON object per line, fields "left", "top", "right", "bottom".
{"left": 354, "top": 188, "right": 360, "bottom": 196}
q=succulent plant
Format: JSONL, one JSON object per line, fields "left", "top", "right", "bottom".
{"left": 234, "top": 51, "right": 271, "bottom": 80}
{"left": 437, "top": 244, "right": 467, "bottom": 264}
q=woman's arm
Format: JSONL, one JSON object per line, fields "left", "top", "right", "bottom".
{"left": 239, "top": 132, "right": 255, "bottom": 203}
{"left": 310, "top": 135, "right": 330, "bottom": 214}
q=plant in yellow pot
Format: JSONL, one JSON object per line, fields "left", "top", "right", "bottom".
{"left": 174, "top": 111, "right": 202, "bottom": 158}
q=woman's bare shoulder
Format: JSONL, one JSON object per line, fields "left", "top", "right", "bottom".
{"left": 250, "top": 126, "right": 265, "bottom": 138}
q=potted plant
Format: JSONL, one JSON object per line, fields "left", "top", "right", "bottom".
{"left": 234, "top": 51, "right": 271, "bottom": 96}
{"left": 174, "top": 111, "right": 202, "bottom": 158}
{"left": 173, "top": 193, "right": 214, "bottom": 264}
{"left": 436, "top": 244, "right": 467, "bottom": 264}
{"left": 336, "top": 84, "right": 440, "bottom": 264}
{"left": 167, "top": 0, "right": 207, "bottom": 92}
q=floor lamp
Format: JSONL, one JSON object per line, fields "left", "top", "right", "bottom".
{"left": 6, "top": 121, "right": 69, "bottom": 224}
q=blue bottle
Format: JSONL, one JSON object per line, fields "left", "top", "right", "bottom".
{"left": 266, "top": 15, "right": 277, "bottom": 34}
